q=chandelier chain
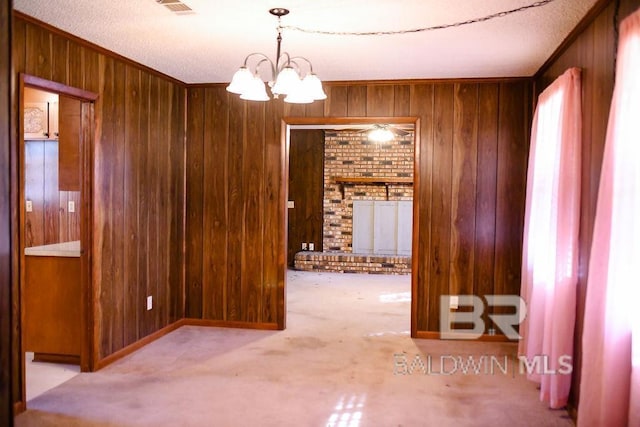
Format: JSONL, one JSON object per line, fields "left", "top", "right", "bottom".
{"left": 282, "top": 0, "right": 557, "bottom": 36}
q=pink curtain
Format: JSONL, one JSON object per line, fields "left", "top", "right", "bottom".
{"left": 578, "top": 9, "right": 640, "bottom": 427}
{"left": 518, "top": 67, "right": 582, "bottom": 409}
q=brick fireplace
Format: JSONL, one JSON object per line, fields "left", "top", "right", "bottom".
{"left": 294, "top": 129, "right": 414, "bottom": 274}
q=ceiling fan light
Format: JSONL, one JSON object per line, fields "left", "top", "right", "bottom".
{"left": 226, "top": 66, "right": 253, "bottom": 94}
{"left": 301, "top": 73, "right": 327, "bottom": 100}
{"left": 368, "top": 126, "right": 394, "bottom": 143}
{"left": 240, "top": 75, "right": 270, "bottom": 101}
{"left": 272, "top": 66, "right": 300, "bottom": 96}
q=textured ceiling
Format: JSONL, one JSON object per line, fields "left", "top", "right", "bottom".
{"left": 14, "top": 0, "right": 599, "bottom": 84}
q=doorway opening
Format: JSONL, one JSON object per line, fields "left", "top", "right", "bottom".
{"left": 18, "top": 74, "right": 97, "bottom": 406}
{"left": 282, "top": 117, "right": 420, "bottom": 333}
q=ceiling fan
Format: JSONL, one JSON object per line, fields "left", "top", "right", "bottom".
{"left": 332, "top": 124, "right": 413, "bottom": 142}
{"left": 367, "top": 124, "right": 411, "bottom": 142}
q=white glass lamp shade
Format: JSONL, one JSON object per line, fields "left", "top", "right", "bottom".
{"left": 283, "top": 78, "right": 313, "bottom": 104}
{"left": 226, "top": 67, "right": 253, "bottom": 95}
{"left": 301, "top": 73, "right": 327, "bottom": 100}
{"left": 240, "top": 75, "right": 270, "bottom": 101}
{"left": 368, "top": 126, "right": 394, "bottom": 143}
{"left": 271, "top": 66, "right": 300, "bottom": 96}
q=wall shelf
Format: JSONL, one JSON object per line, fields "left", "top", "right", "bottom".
{"left": 332, "top": 176, "right": 413, "bottom": 200}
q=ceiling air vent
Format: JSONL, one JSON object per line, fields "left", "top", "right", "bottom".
{"left": 156, "top": 0, "right": 193, "bottom": 14}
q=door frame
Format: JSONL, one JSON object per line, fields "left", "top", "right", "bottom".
{"left": 18, "top": 74, "right": 97, "bottom": 406}
{"left": 280, "top": 116, "right": 421, "bottom": 336}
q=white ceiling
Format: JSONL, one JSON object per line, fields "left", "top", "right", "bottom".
{"left": 13, "top": 0, "right": 598, "bottom": 84}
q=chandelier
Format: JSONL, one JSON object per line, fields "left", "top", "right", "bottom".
{"left": 226, "top": 8, "right": 326, "bottom": 104}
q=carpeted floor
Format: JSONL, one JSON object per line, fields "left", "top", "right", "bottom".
{"left": 16, "top": 270, "right": 573, "bottom": 426}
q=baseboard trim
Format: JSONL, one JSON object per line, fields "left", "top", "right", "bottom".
{"left": 94, "top": 320, "right": 183, "bottom": 370}
{"left": 415, "top": 331, "right": 515, "bottom": 342}
{"left": 14, "top": 401, "right": 26, "bottom": 415}
{"left": 33, "top": 353, "right": 80, "bottom": 365}
{"left": 180, "top": 318, "right": 280, "bottom": 331}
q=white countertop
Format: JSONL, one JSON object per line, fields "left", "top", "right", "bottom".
{"left": 25, "top": 240, "right": 81, "bottom": 257}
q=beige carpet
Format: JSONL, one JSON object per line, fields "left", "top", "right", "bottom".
{"left": 16, "top": 270, "right": 573, "bottom": 426}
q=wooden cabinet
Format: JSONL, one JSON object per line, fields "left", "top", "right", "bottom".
{"left": 24, "top": 250, "right": 81, "bottom": 364}
{"left": 58, "top": 96, "right": 81, "bottom": 191}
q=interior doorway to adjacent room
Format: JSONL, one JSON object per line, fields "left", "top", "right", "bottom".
{"left": 282, "top": 117, "right": 418, "bottom": 331}
{"left": 19, "top": 75, "right": 97, "bottom": 407}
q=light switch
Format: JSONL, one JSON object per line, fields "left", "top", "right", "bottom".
{"left": 287, "top": 200, "right": 295, "bottom": 209}
{"left": 68, "top": 201, "right": 75, "bottom": 213}
{"left": 25, "top": 200, "right": 33, "bottom": 212}
{"left": 309, "top": 243, "right": 315, "bottom": 251}
{"left": 147, "top": 296, "right": 153, "bottom": 311}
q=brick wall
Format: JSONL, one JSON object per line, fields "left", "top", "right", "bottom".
{"left": 323, "top": 130, "right": 414, "bottom": 252}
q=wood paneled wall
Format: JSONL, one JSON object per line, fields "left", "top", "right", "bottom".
{"left": 23, "top": 139, "right": 80, "bottom": 247}
{"left": 535, "top": 0, "right": 640, "bottom": 413}
{"left": 288, "top": 129, "right": 324, "bottom": 266}
{"left": 1, "top": 1, "right": 14, "bottom": 423}
{"left": 12, "top": 14, "right": 186, "bottom": 378}
{"left": 185, "top": 80, "right": 531, "bottom": 332}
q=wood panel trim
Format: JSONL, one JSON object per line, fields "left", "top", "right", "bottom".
{"left": 23, "top": 74, "right": 98, "bottom": 101}
{"left": 534, "top": 0, "right": 612, "bottom": 78}
{"left": 411, "top": 118, "right": 421, "bottom": 337}
{"left": 80, "top": 101, "right": 94, "bottom": 372}
{"left": 188, "top": 77, "right": 533, "bottom": 90}
{"left": 180, "top": 318, "right": 280, "bottom": 330}
{"left": 1, "top": 0, "right": 13, "bottom": 422}
{"left": 94, "top": 320, "right": 183, "bottom": 370}
{"left": 14, "top": 12, "right": 185, "bottom": 87}
{"left": 415, "top": 331, "right": 515, "bottom": 342}
{"left": 285, "top": 116, "right": 418, "bottom": 126}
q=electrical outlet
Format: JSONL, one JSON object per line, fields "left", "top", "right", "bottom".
{"left": 146, "top": 296, "right": 153, "bottom": 311}
{"left": 309, "top": 243, "right": 315, "bottom": 251}
{"left": 449, "top": 295, "right": 459, "bottom": 310}
{"left": 68, "top": 201, "right": 75, "bottom": 213}
{"left": 301, "top": 242, "right": 308, "bottom": 250}
{"left": 287, "top": 200, "right": 295, "bottom": 209}
{"left": 25, "top": 200, "right": 33, "bottom": 212}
